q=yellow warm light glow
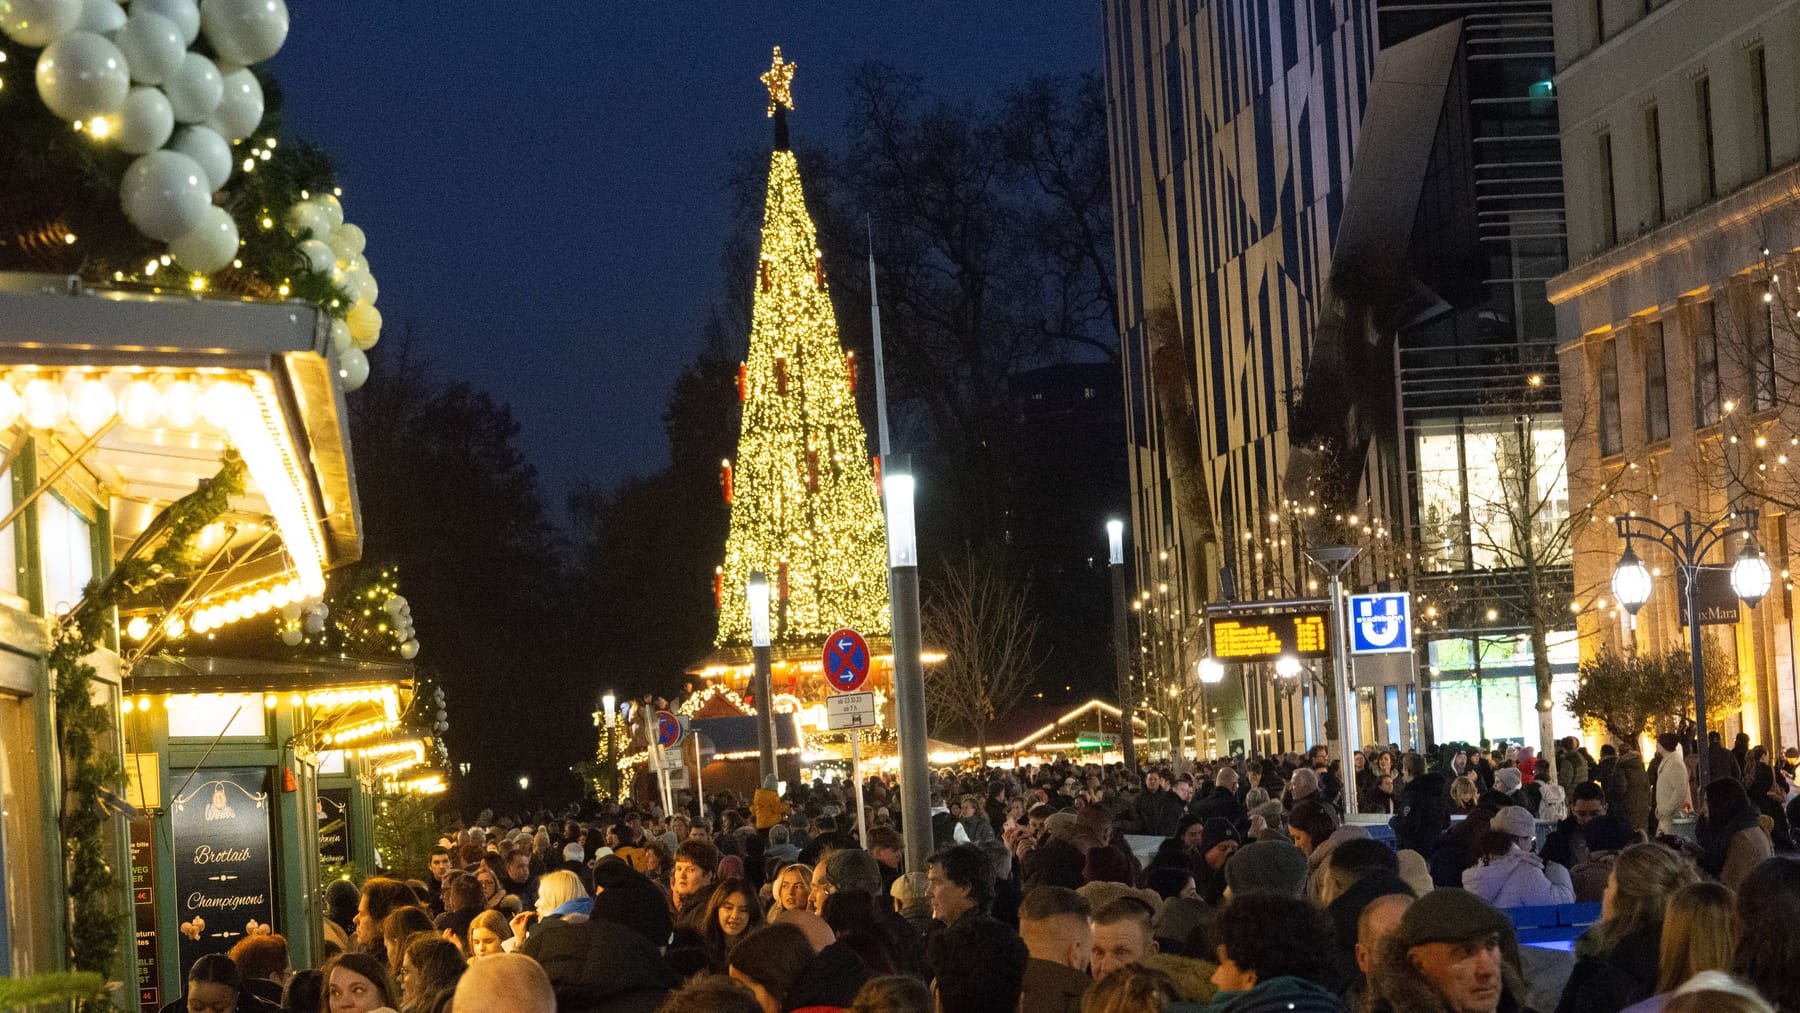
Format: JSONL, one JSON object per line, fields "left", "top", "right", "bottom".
{"left": 715, "top": 148, "right": 889, "bottom": 646}
{"left": 760, "top": 46, "right": 796, "bottom": 116}
{"left": 228, "top": 376, "right": 329, "bottom": 597}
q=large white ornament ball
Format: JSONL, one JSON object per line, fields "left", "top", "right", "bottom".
{"left": 326, "top": 222, "right": 365, "bottom": 262}
{"left": 204, "top": 66, "right": 261, "bottom": 140}
{"left": 35, "top": 31, "right": 128, "bottom": 121}
{"left": 299, "top": 237, "right": 333, "bottom": 275}
{"left": 328, "top": 318, "right": 352, "bottom": 354}
{"left": 112, "top": 10, "right": 183, "bottom": 84}
{"left": 346, "top": 300, "right": 381, "bottom": 347}
{"left": 162, "top": 50, "right": 220, "bottom": 123}
{"left": 317, "top": 192, "right": 344, "bottom": 229}
{"left": 340, "top": 267, "right": 376, "bottom": 304}
{"left": 285, "top": 199, "right": 329, "bottom": 241}
{"left": 0, "top": 0, "right": 80, "bottom": 47}
{"left": 118, "top": 149, "right": 209, "bottom": 241}
{"left": 131, "top": 0, "right": 196, "bottom": 44}
{"left": 76, "top": 0, "right": 122, "bottom": 33}
{"left": 168, "top": 203, "right": 237, "bottom": 272}
{"left": 199, "top": 0, "right": 284, "bottom": 65}
{"left": 279, "top": 627, "right": 303, "bottom": 646}
{"left": 169, "top": 124, "right": 230, "bottom": 190}
{"left": 399, "top": 639, "right": 420, "bottom": 661}
{"left": 112, "top": 84, "right": 172, "bottom": 153}
{"left": 336, "top": 346, "right": 369, "bottom": 392}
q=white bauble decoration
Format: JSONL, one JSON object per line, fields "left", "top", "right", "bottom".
{"left": 0, "top": 0, "right": 80, "bottom": 47}
{"left": 317, "top": 192, "right": 344, "bottom": 229}
{"left": 399, "top": 639, "right": 420, "bottom": 661}
{"left": 35, "top": 31, "right": 128, "bottom": 120}
{"left": 285, "top": 199, "right": 329, "bottom": 241}
{"left": 113, "top": 85, "right": 173, "bottom": 154}
{"left": 340, "top": 267, "right": 375, "bottom": 304}
{"left": 204, "top": 65, "right": 261, "bottom": 140}
{"left": 299, "top": 238, "right": 333, "bottom": 274}
{"left": 118, "top": 149, "right": 209, "bottom": 241}
{"left": 327, "top": 318, "right": 351, "bottom": 354}
{"left": 112, "top": 10, "right": 183, "bottom": 84}
{"left": 279, "top": 627, "right": 303, "bottom": 646}
{"left": 76, "top": 0, "right": 122, "bottom": 33}
{"left": 169, "top": 125, "right": 230, "bottom": 189}
{"left": 383, "top": 595, "right": 406, "bottom": 614}
{"left": 168, "top": 204, "right": 237, "bottom": 272}
{"left": 346, "top": 301, "right": 380, "bottom": 347}
{"left": 161, "top": 50, "right": 220, "bottom": 122}
{"left": 336, "top": 346, "right": 369, "bottom": 391}
{"left": 131, "top": 0, "right": 196, "bottom": 44}
{"left": 325, "top": 222, "right": 364, "bottom": 261}
{"left": 301, "top": 610, "right": 325, "bottom": 634}
{"left": 199, "top": 0, "right": 284, "bottom": 65}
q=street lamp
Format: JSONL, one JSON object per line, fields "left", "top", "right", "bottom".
{"left": 747, "top": 571, "right": 776, "bottom": 784}
{"left": 1274, "top": 654, "right": 1302, "bottom": 678}
{"left": 1305, "top": 544, "right": 1363, "bottom": 819}
{"left": 1612, "top": 508, "right": 1767, "bottom": 786}
{"left": 518, "top": 775, "right": 529, "bottom": 792}
{"left": 1106, "top": 518, "right": 1137, "bottom": 770}
{"left": 885, "top": 456, "right": 931, "bottom": 878}
{"left": 1197, "top": 656, "right": 1225, "bottom": 684}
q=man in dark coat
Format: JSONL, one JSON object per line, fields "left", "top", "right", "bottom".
{"left": 1131, "top": 769, "right": 1186, "bottom": 837}
{"left": 1190, "top": 766, "right": 1247, "bottom": 823}
{"left": 1603, "top": 744, "right": 1650, "bottom": 834}
{"left": 523, "top": 914, "right": 679, "bottom": 1013}
{"left": 1542, "top": 783, "right": 1634, "bottom": 870}
{"left": 1392, "top": 754, "right": 1451, "bottom": 853}
{"left": 1018, "top": 886, "right": 1092, "bottom": 1013}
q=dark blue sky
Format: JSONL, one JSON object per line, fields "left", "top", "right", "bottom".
{"left": 269, "top": 6, "right": 1101, "bottom": 511}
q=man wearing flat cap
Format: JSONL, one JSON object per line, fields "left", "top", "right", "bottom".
{"left": 1364, "top": 888, "right": 1537, "bottom": 1013}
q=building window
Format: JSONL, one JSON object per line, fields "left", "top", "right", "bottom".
{"left": 1644, "top": 104, "right": 1664, "bottom": 226}
{"left": 1598, "top": 132, "right": 1618, "bottom": 248}
{"left": 1696, "top": 76, "right": 1717, "bottom": 200}
{"left": 1644, "top": 320, "right": 1670, "bottom": 442}
{"left": 1693, "top": 299, "right": 1721, "bottom": 425}
{"left": 1599, "top": 341, "right": 1624, "bottom": 456}
{"left": 1751, "top": 293, "right": 1777, "bottom": 411}
{"left": 1748, "top": 47, "right": 1772, "bottom": 177}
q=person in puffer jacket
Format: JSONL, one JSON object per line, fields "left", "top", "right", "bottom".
{"left": 1462, "top": 806, "right": 1574, "bottom": 908}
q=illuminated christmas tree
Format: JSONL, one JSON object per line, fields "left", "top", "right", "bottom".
{"left": 715, "top": 48, "right": 890, "bottom": 648}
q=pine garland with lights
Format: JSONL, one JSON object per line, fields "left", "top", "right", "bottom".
{"left": 277, "top": 564, "right": 419, "bottom": 658}
{"left": 716, "top": 59, "right": 890, "bottom": 646}
{"left": 52, "top": 452, "right": 244, "bottom": 1013}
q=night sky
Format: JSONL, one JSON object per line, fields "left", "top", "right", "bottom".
{"left": 269, "top": 5, "right": 1101, "bottom": 507}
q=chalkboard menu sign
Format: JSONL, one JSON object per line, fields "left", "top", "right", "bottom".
{"left": 317, "top": 787, "right": 351, "bottom": 867}
{"left": 169, "top": 767, "right": 276, "bottom": 973}
{"left": 129, "top": 819, "right": 160, "bottom": 1012}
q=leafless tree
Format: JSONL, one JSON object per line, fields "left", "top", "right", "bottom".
{"left": 921, "top": 553, "right": 1042, "bottom": 761}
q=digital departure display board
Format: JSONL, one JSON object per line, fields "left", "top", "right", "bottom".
{"left": 1208, "top": 611, "right": 1332, "bottom": 662}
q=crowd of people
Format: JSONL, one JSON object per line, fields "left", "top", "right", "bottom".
{"left": 171, "top": 731, "right": 1800, "bottom": 1013}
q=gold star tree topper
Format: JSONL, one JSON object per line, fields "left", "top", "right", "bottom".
{"left": 761, "top": 46, "right": 796, "bottom": 117}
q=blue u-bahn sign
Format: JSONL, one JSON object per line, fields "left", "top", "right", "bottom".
{"left": 1348, "top": 592, "right": 1412, "bottom": 654}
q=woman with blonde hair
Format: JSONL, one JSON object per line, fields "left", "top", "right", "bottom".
{"left": 1081, "top": 963, "right": 1178, "bottom": 1013}
{"left": 505, "top": 869, "right": 588, "bottom": 952}
{"left": 1619, "top": 881, "right": 1738, "bottom": 1013}
{"left": 1556, "top": 843, "right": 1698, "bottom": 1013}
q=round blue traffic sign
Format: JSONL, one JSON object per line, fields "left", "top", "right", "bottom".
{"left": 823, "top": 628, "right": 871, "bottom": 693}
{"left": 654, "top": 709, "right": 682, "bottom": 748}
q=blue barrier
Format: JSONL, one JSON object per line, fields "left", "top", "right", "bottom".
{"left": 1507, "top": 902, "right": 1600, "bottom": 947}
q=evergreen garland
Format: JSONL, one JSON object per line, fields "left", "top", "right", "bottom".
{"left": 52, "top": 452, "right": 245, "bottom": 1012}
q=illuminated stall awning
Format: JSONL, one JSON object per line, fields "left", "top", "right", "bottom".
{"left": 0, "top": 273, "right": 360, "bottom": 637}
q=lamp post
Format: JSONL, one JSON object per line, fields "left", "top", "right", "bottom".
{"left": 1305, "top": 544, "right": 1363, "bottom": 819}
{"left": 885, "top": 456, "right": 931, "bottom": 875}
{"left": 602, "top": 691, "right": 619, "bottom": 802}
{"left": 747, "top": 571, "right": 777, "bottom": 785}
{"left": 1107, "top": 519, "right": 1138, "bottom": 771}
{"left": 1612, "top": 509, "right": 1770, "bottom": 788}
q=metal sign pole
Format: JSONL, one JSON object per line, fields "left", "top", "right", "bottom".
{"left": 851, "top": 733, "right": 868, "bottom": 848}
{"left": 692, "top": 736, "right": 706, "bottom": 825}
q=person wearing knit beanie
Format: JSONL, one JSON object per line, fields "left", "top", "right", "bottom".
{"left": 1223, "top": 840, "right": 1308, "bottom": 899}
